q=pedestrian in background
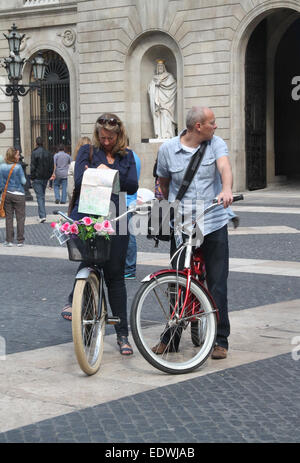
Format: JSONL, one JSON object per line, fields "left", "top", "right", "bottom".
{"left": 67, "top": 136, "right": 91, "bottom": 202}
{"left": 30, "top": 136, "right": 54, "bottom": 223}
{"left": 0, "top": 147, "right": 26, "bottom": 246}
{"left": 51, "top": 144, "right": 70, "bottom": 204}
{"left": 125, "top": 144, "right": 141, "bottom": 280}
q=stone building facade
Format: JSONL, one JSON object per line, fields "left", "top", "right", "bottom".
{"left": 0, "top": 0, "right": 300, "bottom": 191}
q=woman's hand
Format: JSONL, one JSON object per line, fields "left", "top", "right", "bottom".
{"left": 97, "top": 164, "right": 110, "bottom": 169}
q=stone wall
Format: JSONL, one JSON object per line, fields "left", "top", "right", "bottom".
{"left": 0, "top": 0, "right": 300, "bottom": 190}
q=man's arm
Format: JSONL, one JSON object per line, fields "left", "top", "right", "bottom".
{"left": 216, "top": 155, "right": 233, "bottom": 208}
{"left": 158, "top": 177, "right": 170, "bottom": 200}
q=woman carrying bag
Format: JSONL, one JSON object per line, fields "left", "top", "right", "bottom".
{"left": 0, "top": 147, "right": 27, "bottom": 247}
{"left": 61, "top": 113, "right": 138, "bottom": 356}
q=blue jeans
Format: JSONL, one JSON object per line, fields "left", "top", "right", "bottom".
{"left": 169, "top": 225, "right": 230, "bottom": 349}
{"left": 32, "top": 179, "right": 48, "bottom": 219}
{"left": 125, "top": 212, "right": 137, "bottom": 275}
{"left": 54, "top": 177, "right": 67, "bottom": 203}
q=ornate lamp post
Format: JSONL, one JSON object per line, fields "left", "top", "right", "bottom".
{"left": 1, "top": 24, "right": 46, "bottom": 200}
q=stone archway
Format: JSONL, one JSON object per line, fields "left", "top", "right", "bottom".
{"left": 230, "top": 3, "right": 300, "bottom": 191}
{"left": 21, "top": 40, "right": 78, "bottom": 166}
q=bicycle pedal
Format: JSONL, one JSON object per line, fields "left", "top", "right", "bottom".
{"left": 106, "top": 316, "right": 120, "bottom": 325}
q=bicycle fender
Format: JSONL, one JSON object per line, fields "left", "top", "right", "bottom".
{"left": 142, "top": 269, "right": 219, "bottom": 320}
{"left": 75, "top": 267, "right": 94, "bottom": 280}
{"left": 141, "top": 268, "right": 176, "bottom": 282}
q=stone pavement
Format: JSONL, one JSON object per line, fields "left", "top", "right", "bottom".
{"left": 0, "top": 184, "right": 299, "bottom": 445}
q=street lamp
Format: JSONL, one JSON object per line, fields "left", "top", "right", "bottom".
{"left": 1, "top": 23, "right": 46, "bottom": 200}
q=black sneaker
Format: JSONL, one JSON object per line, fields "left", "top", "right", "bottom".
{"left": 55, "top": 199, "right": 59, "bottom": 204}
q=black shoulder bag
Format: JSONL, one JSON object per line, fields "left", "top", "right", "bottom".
{"left": 147, "top": 141, "right": 208, "bottom": 246}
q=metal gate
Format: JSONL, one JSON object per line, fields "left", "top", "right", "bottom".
{"left": 30, "top": 51, "right": 71, "bottom": 154}
{"left": 245, "top": 19, "right": 267, "bottom": 190}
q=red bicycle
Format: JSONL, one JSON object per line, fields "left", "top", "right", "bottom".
{"left": 130, "top": 194, "right": 244, "bottom": 374}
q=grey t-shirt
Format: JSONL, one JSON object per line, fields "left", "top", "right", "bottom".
{"left": 53, "top": 151, "right": 70, "bottom": 179}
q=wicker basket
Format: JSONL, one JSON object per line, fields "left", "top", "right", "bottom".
{"left": 67, "top": 235, "right": 111, "bottom": 264}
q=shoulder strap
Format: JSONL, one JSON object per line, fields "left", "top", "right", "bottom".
{"left": 175, "top": 141, "right": 208, "bottom": 201}
{"left": 0, "top": 163, "right": 17, "bottom": 207}
{"left": 89, "top": 144, "right": 93, "bottom": 163}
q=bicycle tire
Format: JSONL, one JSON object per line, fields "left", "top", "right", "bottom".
{"left": 130, "top": 272, "right": 217, "bottom": 374}
{"left": 72, "top": 272, "right": 106, "bottom": 375}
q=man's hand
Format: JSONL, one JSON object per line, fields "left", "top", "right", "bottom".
{"left": 217, "top": 189, "right": 233, "bottom": 208}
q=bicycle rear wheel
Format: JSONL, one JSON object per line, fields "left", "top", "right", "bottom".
{"left": 130, "top": 273, "right": 217, "bottom": 374}
{"left": 72, "top": 272, "right": 106, "bottom": 375}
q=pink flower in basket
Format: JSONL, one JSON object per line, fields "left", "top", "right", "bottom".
{"left": 94, "top": 222, "right": 104, "bottom": 233}
{"left": 69, "top": 223, "right": 79, "bottom": 235}
{"left": 82, "top": 216, "right": 93, "bottom": 226}
{"left": 60, "top": 222, "right": 71, "bottom": 234}
{"left": 50, "top": 222, "right": 57, "bottom": 229}
{"left": 102, "top": 220, "right": 114, "bottom": 234}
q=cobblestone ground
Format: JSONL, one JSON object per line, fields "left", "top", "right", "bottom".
{"left": 0, "top": 353, "right": 299, "bottom": 443}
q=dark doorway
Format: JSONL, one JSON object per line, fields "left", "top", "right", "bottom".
{"left": 275, "top": 18, "right": 300, "bottom": 178}
{"left": 30, "top": 51, "right": 71, "bottom": 155}
{"left": 245, "top": 19, "right": 267, "bottom": 190}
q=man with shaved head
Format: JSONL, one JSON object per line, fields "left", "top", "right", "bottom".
{"left": 155, "top": 106, "right": 234, "bottom": 359}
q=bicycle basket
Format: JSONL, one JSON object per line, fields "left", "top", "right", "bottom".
{"left": 67, "top": 235, "right": 111, "bottom": 264}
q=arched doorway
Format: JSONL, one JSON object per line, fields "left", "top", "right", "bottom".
{"left": 232, "top": 5, "right": 300, "bottom": 191}
{"left": 275, "top": 18, "right": 300, "bottom": 179}
{"left": 30, "top": 51, "right": 71, "bottom": 154}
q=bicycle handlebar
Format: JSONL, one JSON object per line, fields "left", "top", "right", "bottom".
{"left": 212, "top": 194, "right": 244, "bottom": 204}
{"left": 53, "top": 194, "right": 244, "bottom": 224}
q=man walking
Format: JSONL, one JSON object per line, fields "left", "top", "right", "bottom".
{"left": 155, "top": 106, "right": 233, "bottom": 359}
{"left": 51, "top": 144, "right": 70, "bottom": 204}
{"left": 30, "top": 137, "right": 54, "bottom": 223}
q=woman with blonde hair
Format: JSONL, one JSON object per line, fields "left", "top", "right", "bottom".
{"left": 67, "top": 136, "right": 92, "bottom": 201}
{"left": 0, "top": 147, "right": 26, "bottom": 246}
{"left": 62, "top": 113, "right": 138, "bottom": 356}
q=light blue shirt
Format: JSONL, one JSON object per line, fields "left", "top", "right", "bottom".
{"left": 156, "top": 131, "right": 229, "bottom": 235}
{"left": 126, "top": 151, "right": 141, "bottom": 206}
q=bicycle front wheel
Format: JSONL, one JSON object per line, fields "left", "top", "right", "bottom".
{"left": 130, "top": 273, "right": 217, "bottom": 374}
{"left": 72, "top": 272, "right": 106, "bottom": 375}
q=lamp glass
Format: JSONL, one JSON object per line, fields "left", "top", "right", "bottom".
{"left": 32, "top": 53, "right": 46, "bottom": 81}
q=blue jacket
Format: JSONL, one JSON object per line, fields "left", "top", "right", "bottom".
{"left": 71, "top": 144, "right": 138, "bottom": 221}
{"left": 0, "top": 162, "right": 26, "bottom": 194}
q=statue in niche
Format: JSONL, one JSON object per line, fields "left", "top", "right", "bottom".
{"left": 148, "top": 59, "right": 177, "bottom": 139}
